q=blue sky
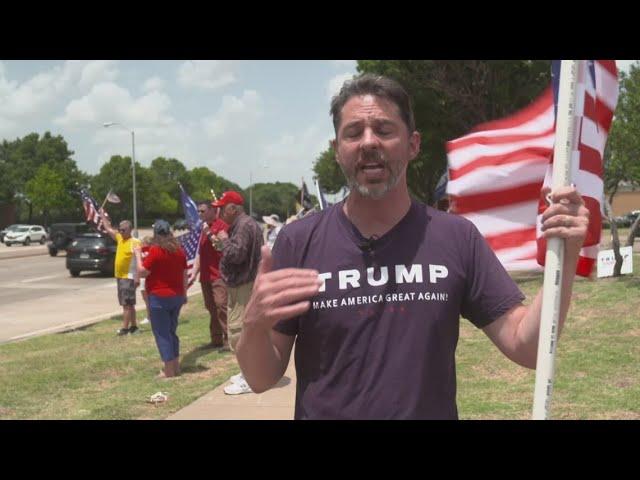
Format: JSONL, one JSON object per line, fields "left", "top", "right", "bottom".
{"left": 1, "top": 60, "right": 636, "bottom": 191}
{"left": 0, "top": 60, "right": 358, "bottom": 190}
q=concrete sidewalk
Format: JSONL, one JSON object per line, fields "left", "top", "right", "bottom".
{"left": 168, "top": 357, "right": 296, "bottom": 420}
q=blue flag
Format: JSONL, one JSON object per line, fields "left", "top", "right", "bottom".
{"left": 177, "top": 183, "right": 202, "bottom": 277}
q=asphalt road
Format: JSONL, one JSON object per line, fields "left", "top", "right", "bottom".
{"left": 0, "top": 252, "right": 146, "bottom": 343}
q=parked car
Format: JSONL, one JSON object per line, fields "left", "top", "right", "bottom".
{"left": 3, "top": 225, "right": 48, "bottom": 246}
{"left": 625, "top": 210, "right": 640, "bottom": 225}
{"left": 0, "top": 224, "right": 27, "bottom": 243}
{"left": 47, "top": 223, "right": 92, "bottom": 256}
{"left": 173, "top": 218, "right": 189, "bottom": 231}
{"left": 66, "top": 233, "right": 116, "bottom": 277}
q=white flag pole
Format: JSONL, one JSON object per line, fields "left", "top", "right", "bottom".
{"left": 315, "top": 179, "right": 324, "bottom": 211}
{"left": 100, "top": 188, "right": 113, "bottom": 211}
{"left": 532, "top": 60, "right": 580, "bottom": 420}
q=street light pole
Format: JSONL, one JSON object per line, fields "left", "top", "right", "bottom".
{"left": 103, "top": 122, "right": 138, "bottom": 238}
{"left": 130, "top": 130, "right": 138, "bottom": 238}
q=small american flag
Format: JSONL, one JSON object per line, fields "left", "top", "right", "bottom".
{"left": 177, "top": 183, "right": 202, "bottom": 282}
{"left": 106, "top": 189, "right": 121, "bottom": 204}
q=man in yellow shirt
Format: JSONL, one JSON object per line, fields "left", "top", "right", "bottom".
{"left": 100, "top": 212, "right": 141, "bottom": 335}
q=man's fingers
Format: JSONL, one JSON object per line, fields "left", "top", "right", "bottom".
{"left": 260, "top": 267, "right": 319, "bottom": 283}
{"left": 541, "top": 202, "right": 585, "bottom": 222}
{"left": 262, "top": 283, "right": 322, "bottom": 309}
{"left": 549, "top": 186, "right": 584, "bottom": 205}
{"left": 267, "top": 301, "right": 312, "bottom": 324}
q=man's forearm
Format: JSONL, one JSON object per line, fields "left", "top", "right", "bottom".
{"left": 235, "top": 324, "right": 287, "bottom": 393}
{"left": 516, "top": 247, "right": 580, "bottom": 365}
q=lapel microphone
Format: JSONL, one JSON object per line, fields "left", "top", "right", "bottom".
{"left": 358, "top": 235, "right": 379, "bottom": 254}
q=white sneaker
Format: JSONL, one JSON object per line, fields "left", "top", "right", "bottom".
{"left": 140, "top": 318, "right": 150, "bottom": 325}
{"left": 223, "top": 378, "right": 253, "bottom": 395}
{"left": 230, "top": 373, "right": 243, "bottom": 384}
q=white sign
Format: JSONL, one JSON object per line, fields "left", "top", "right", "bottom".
{"left": 597, "top": 247, "right": 634, "bottom": 278}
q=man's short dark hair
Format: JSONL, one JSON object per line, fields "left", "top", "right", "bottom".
{"left": 330, "top": 73, "right": 416, "bottom": 135}
{"left": 197, "top": 200, "right": 213, "bottom": 208}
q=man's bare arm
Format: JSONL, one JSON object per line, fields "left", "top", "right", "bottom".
{"left": 99, "top": 208, "right": 118, "bottom": 241}
{"left": 235, "top": 246, "right": 321, "bottom": 393}
{"left": 482, "top": 186, "right": 589, "bottom": 369}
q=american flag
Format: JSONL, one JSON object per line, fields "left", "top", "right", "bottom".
{"left": 80, "top": 188, "right": 107, "bottom": 231}
{"left": 177, "top": 183, "right": 202, "bottom": 281}
{"left": 446, "top": 60, "right": 618, "bottom": 277}
{"left": 315, "top": 179, "right": 331, "bottom": 211}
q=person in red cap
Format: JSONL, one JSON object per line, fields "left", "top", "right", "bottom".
{"left": 212, "top": 190, "right": 264, "bottom": 395}
{"left": 189, "top": 200, "right": 230, "bottom": 349}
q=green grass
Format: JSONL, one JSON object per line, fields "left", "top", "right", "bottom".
{"left": 1, "top": 253, "right": 638, "bottom": 420}
{"left": 456, "top": 253, "right": 640, "bottom": 419}
{"left": 0, "top": 295, "right": 239, "bottom": 420}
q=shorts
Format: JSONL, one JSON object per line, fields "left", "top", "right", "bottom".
{"left": 117, "top": 278, "right": 137, "bottom": 306}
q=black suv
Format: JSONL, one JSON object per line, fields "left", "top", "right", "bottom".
{"left": 48, "top": 223, "right": 92, "bottom": 256}
{"left": 66, "top": 233, "right": 117, "bottom": 277}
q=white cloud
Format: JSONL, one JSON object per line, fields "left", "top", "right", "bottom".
{"left": 263, "top": 124, "right": 332, "bottom": 176}
{"left": 78, "top": 60, "right": 119, "bottom": 89}
{"left": 202, "top": 90, "right": 263, "bottom": 138}
{"left": 54, "top": 82, "right": 174, "bottom": 129}
{"left": 93, "top": 121, "right": 199, "bottom": 169}
{"left": 327, "top": 72, "right": 354, "bottom": 101}
{"left": 142, "top": 76, "right": 165, "bottom": 92}
{"left": 330, "top": 60, "right": 357, "bottom": 69}
{"left": 177, "top": 60, "right": 237, "bottom": 90}
{"left": 0, "top": 61, "right": 123, "bottom": 137}
{"left": 616, "top": 60, "right": 639, "bottom": 72}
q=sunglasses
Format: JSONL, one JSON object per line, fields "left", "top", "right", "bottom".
{"left": 198, "top": 210, "right": 207, "bottom": 214}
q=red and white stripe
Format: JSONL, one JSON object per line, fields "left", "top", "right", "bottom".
{"left": 83, "top": 200, "right": 101, "bottom": 226}
{"left": 537, "top": 60, "right": 618, "bottom": 276}
{"left": 446, "top": 61, "right": 618, "bottom": 277}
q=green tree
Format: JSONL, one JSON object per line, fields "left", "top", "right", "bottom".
{"left": 89, "top": 155, "right": 142, "bottom": 223}
{"left": 0, "top": 132, "right": 88, "bottom": 222}
{"left": 312, "top": 145, "right": 345, "bottom": 195}
{"left": 25, "top": 164, "right": 70, "bottom": 225}
{"left": 244, "top": 182, "right": 300, "bottom": 220}
{"left": 604, "top": 62, "right": 640, "bottom": 274}
{"left": 313, "top": 60, "right": 551, "bottom": 203}
{"left": 144, "top": 157, "right": 189, "bottom": 219}
{"left": 186, "top": 166, "right": 242, "bottom": 203}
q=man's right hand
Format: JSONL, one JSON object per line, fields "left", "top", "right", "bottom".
{"left": 187, "top": 271, "right": 197, "bottom": 287}
{"left": 243, "top": 245, "right": 322, "bottom": 332}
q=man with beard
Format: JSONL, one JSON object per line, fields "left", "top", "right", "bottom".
{"left": 233, "top": 74, "right": 590, "bottom": 419}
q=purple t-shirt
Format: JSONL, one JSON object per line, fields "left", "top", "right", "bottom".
{"left": 272, "top": 199, "right": 525, "bottom": 419}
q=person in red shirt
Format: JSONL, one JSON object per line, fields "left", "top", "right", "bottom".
{"left": 134, "top": 220, "right": 188, "bottom": 378}
{"left": 137, "top": 236, "right": 153, "bottom": 325}
{"left": 188, "top": 201, "right": 230, "bottom": 349}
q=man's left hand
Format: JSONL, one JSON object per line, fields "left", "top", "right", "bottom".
{"left": 217, "top": 230, "right": 229, "bottom": 241}
{"left": 540, "top": 186, "right": 590, "bottom": 252}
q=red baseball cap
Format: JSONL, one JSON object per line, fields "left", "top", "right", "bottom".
{"left": 212, "top": 190, "right": 244, "bottom": 207}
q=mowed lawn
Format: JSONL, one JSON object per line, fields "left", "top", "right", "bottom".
{"left": 0, "top": 295, "right": 240, "bottom": 420}
{"left": 456, "top": 253, "right": 640, "bottom": 419}
{"left": 0, "top": 253, "right": 638, "bottom": 420}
